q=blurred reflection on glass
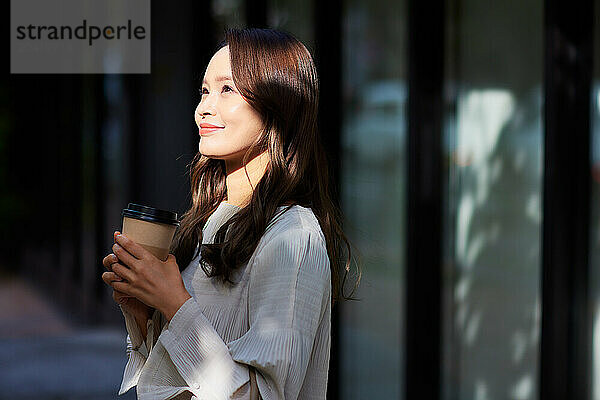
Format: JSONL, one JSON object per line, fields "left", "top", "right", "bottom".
{"left": 590, "top": 1, "right": 600, "bottom": 399}
{"left": 340, "top": 0, "right": 406, "bottom": 398}
{"left": 212, "top": 0, "right": 245, "bottom": 32}
{"left": 267, "top": 0, "right": 314, "bottom": 48}
{"left": 442, "top": 0, "right": 542, "bottom": 399}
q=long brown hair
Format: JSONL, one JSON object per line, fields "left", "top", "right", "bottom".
{"left": 171, "top": 27, "right": 360, "bottom": 306}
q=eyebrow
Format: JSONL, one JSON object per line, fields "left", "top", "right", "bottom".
{"left": 201, "top": 75, "right": 233, "bottom": 84}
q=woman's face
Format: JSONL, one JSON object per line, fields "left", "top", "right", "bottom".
{"left": 195, "top": 46, "right": 264, "bottom": 169}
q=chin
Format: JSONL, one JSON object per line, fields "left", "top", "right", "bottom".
{"left": 198, "top": 140, "right": 215, "bottom": 156}
{"left": 199, "top": 144, "right": 224, "bottom": 159}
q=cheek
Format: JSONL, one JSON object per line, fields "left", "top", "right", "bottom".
{"left": 222, "top": 102, "right": 246, "bottom": 118}
{"left": 223, "top": 104, "right": 263, "bottom": 137}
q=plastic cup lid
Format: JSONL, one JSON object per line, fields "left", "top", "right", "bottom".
{"left": 122, "top": 203, "right": 180, "bottom": 226}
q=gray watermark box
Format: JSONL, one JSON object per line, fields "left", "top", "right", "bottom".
{"left": 11, "top": 0, "right": 150, "bottom": 74}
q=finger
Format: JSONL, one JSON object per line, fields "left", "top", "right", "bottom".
{"left": 165, "top": 254, "right": 180, "bottom": 271}
{"left": 103, "top": 254, "right": 118, "bottom": 271}
{"left": 115, "top": 233, "right": 148, "bottom": 260}
{"left": 112, "top": 291, "right": 126, "bottom": 304}
{"left": 102, "top": 271, "right": 124, "bottom": 285}
{"left": 112, "top": 242, "right": 138, "bottom": 268}
{"left": 114, "top": 292, "right": 133, "bottom": 301}
{"left": 112, "top": 290, "right": 133, "bottom": 304}
{"left": 112, "top": 262, "right": 136, "bottom": 283}
{"left": 111, "top": 280, "right": 135, "bottom": 297}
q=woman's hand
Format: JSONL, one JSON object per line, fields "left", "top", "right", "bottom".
{"left": 102, "top": 234, "right": 154, "bottom": 324}
{"left": 102, "top": 231, "right": 192, "bottom": 322}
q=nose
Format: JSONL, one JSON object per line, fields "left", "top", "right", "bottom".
{"left": 196, "top": 93, "right": 217, "bottom": 118}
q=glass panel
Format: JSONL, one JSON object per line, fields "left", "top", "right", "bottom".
{"left": 590, "top": 0, "right": 600, "bottom": 398}
{"left": 340, "top": 0, "right": 407, "bottom": 398}
{"left": 212, "top": 0, "right": 245, "bottom": 31}
{"left": 267, "top": 0, "right": 314, "bottom": 49}
{"left": 442, "top": 0, "right": 543, "bottom": 399}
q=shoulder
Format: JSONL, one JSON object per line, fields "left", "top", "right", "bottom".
{"left": 253, "top": 205, "right": 330, "bottom": 275}
{"left": 268, "top": 205, "right": 325, "bottom": 240}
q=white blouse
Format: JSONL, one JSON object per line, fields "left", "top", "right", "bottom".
{"left": 117, "top": 202, "right": 332, "bottom": 400}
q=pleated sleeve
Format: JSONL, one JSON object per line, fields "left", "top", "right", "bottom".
{"left": 118, "top": 306, "right": 161, "bottom": 395}
{"left": 156, "top": 227, "right": 330, "bottom": 400}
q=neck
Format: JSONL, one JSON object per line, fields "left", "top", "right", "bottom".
{"left": 224, "top": 151, "right": 269, "bottom": 208}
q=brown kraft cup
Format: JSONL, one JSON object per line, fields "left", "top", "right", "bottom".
{"left": 121, "top": 203, "right": 180, "bottom": 261}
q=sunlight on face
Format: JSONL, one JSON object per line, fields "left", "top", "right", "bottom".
{"left": 194, "top": 46, "right": 264, "bottom": 170}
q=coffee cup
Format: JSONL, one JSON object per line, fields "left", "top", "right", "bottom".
{"left": 121, "top": 203, "right": 180, "bottom": 261}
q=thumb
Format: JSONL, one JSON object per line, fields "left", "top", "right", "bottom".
{"left": 166, "top": 253, "right": 177, "bottom": 264}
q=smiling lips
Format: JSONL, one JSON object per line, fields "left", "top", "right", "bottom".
{"left": 199, "top": 123, "right": 224, "bottom": 136}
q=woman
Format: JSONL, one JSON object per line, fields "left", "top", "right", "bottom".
{"left": 101, "top": 27, "right": 358, "bottom": 400}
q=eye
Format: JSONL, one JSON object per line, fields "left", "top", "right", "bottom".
{"left": 199, "top": 87, "right": 208, "bottom": 96}
{"left": 222, "top": 85, "right": 233, "bottom": 93}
